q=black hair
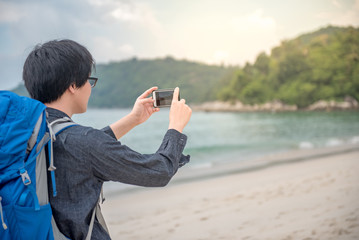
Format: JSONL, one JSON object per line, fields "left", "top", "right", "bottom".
{"left": 23, "top": 39, "right": 95, "bottom": 103}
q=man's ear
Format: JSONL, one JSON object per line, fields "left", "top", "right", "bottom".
{"left": 68, "top": 84, "right": 77, "bottom": 94}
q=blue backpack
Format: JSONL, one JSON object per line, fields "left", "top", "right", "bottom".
{"left": 0, "top": 91, "right": 96, "bottom": 240}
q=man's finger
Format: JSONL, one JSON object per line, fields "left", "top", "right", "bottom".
{"left": 139, "top": 86, "right": 158, "bottom": 99}
{"left": 139, "top": 98, "right": 155, "bottom": 104}
{"left": 172, "top": 87, "right": 179, "bottom": 102}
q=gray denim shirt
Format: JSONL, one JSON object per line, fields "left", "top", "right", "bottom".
{"left": 46, "top": 108, "right": 190, "bottom": 240}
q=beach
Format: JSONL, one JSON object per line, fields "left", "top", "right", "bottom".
{"left": 102, "top": 144, "right": 359, "bottom": 240}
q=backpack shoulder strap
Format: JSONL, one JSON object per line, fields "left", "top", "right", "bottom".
{"left": 86, "top": 191, "right": 109, "bottom": 240}
{"left": 49, "top": 117, "right": 77, "bottom": 136}
{"left": 86, "top": 206, "right": 97, "bottom": 240}
{"left": 46, "top": 117, "right": 77, "bottom": 173}
{"left": 47, "top": 117, "right": 105, "bottom": 240}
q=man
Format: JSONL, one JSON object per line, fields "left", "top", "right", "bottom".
{"left": 22, "top": 39, "right": 192, "bottom": 240}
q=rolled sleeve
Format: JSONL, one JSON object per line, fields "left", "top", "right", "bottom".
{"left": 160, "top": 129, "right": 190, "bottom": 168}
{"left": 101, "top": 126, "right": 117, "bottom": 139}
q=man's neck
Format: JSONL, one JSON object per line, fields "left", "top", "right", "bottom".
{"left": 45, "top": 94, "right": 75, "bottom": 117}
{"left": 45, "top": 102, "right": 74, "bottom": 117}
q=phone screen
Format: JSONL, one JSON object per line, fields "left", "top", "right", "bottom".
{"left": 153, "top": 89, "right": 179, "bottom": 107}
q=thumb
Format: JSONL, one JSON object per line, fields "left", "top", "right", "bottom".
{"left": 172, "top": 87, "right": 180, "bottom": 102}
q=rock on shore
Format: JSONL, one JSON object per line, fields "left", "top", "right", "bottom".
{"left": 306, "top": 96, "right": 359, "bottom": 111}
{"left": 191, "top": 100, "right": 297, "bottom": 112}
{"left": 191, "top": 97, "right": 358, "bottom": 112}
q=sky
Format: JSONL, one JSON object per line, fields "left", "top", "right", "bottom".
{"left": 0, "top": 0, "right": 358, "bottom": 90}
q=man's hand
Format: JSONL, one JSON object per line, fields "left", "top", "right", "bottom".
{"left": 130, "top": 86, "right": 160, "bottom": 125}
{"left": 110, "top": 87, "right": 159, "bottom": 139}
{"left": 168, "top": 87, "right": 192, "bottom": 133}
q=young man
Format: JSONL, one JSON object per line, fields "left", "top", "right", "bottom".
{"left": 22, "top": 39, "right": 192, "bottom": 240}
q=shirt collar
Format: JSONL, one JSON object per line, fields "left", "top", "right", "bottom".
{"left": 46, "top": 107, "right": 71, "bottom": 122}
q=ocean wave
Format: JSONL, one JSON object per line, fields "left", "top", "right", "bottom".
{"left": 350, "top": 136, "right": 359, "bottom": 144}
{"left": 189, "top": 162, "right": 213, "bottom": 169}
{"left": 326, "top": 138, "right": 344, "bottom": 147}
{"left": 299, "top": 141, "right": 314, "bottom": 149}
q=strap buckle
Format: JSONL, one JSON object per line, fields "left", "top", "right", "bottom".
{"left": 20, "top": 169, "right": 31, "bottom": 186}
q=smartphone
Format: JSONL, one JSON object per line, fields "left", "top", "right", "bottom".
{"left": 153, "top": 89, "right": 180, "bottom": 108}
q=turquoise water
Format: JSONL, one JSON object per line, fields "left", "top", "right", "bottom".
{"left": 73, "top": 109, "right": 359, "bottom": 168}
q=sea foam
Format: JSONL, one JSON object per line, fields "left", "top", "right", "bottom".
{"left": 350, "top": 136, "right": 359, "bottom": 144}
{"left": 326, "top": 138, "right": 344, "bottom": 147}
{"left": 299, "top": 141, "right": 314, "bottom": 149}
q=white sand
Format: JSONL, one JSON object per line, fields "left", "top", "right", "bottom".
{"left": 102, "top": 146, "right": 359, "bottom": 240}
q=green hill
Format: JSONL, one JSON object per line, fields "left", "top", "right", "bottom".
{"left": 12, "top": 57, "right": 233, "bottom": 108}
{"left": 88, "top": 57, "right": 233, "bottom": 108}
{"left": 217, "top": 25, "right": 359, "bottom": 108}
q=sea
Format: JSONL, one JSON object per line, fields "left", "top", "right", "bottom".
{"left": 72, "top": 109, "right": 359, "bottom": 194}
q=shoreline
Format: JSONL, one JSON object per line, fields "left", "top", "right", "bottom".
{"left": 190, "top": 99, "right": 359, "bottom": 112}
{"left": 103, "top": 143, "right": 359, "bottom": 197}
{"left": 102, "top": 143, "right": 359, "bottom": 240}
{"left": 173, "top": 143, "right": 359, "bottom": 184}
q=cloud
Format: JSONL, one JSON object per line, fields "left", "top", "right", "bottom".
{"left": 91, "top": 37, "right": 135, "bottom": 62}
{"left": 0, "top": 2, "right": 25, "bottom": 23}
{"left": 0, "top": 0, "right": 166, "bottom": 89}
{"left": 317, "top": 0, "right": 359, "bottom": 26}
{"left": 211, "top": 50, "right": 229, "bottom": 65}
{"left": 87, "top": 0, "right": 164, "bottom": 37}
{"left": 88, "top": 0, "right": 146, "bottom": 22}
{"left": 118, "top": 44, "right": 134, "bottom": 55}
{"left": 231, "top": 10, "right": 277, "bottom": 63}
{"left": 168, "top": 8, "right": 279, "bottom": 66}
{"left": 205, "top": 9, "right": 278, "bottom": 65}
{"left": 111, "top": 7, "right": 141, "bottom": 22}
{"left": 332, "top": 0, "right": 342, "bottom": 8}
{"left": 230, "top": 9, "right": 276, "bottom": 34}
